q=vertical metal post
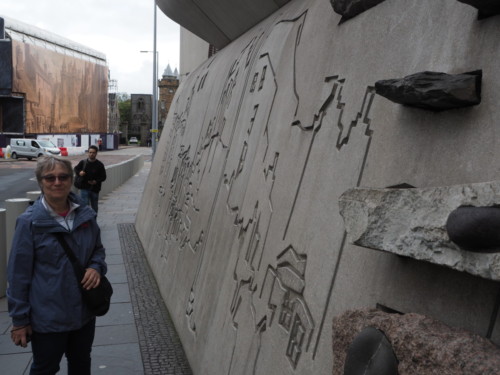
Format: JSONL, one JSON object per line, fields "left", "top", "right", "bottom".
{"left": 152, "top": 1, "right": 158, "bottom": 157}
{"left": 0, "top": 209, "right": 6, "bottom": 297}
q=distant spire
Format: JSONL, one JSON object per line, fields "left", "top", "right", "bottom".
{"left": 163, "top": 64, "right": 174, "bottom": 78}
{"left": 173, "top": 67, "right": 179, "bottom": 78}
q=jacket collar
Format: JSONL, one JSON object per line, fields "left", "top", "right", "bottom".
{"left": 31, "top": 192, "right": 96, "bottom": 232}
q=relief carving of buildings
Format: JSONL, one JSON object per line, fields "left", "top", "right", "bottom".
{"left": 137, "top": 1, "right": 500, "bottom": 373}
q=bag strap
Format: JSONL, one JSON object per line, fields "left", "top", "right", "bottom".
{"left": 54, "top": 233, "right": 85, "bottom": 283}
{"left": 80, "top": 159, "right": 87, "bottom": 174}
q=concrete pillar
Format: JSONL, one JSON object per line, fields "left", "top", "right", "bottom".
{"left": 26, "top": 191, "right": 42, "bottom": 202}
{"left": 5, "top": 198, "right": 30, "bottom": 262}
{"left": 0, "top": 208, "right": 6, "bottom": 297}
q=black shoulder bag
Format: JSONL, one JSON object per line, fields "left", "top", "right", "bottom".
{"left": 55, "top": 233, "right": 113, "bottom": 316}
{"left": 74, "top": 159, "right": 87, "bottom": 190}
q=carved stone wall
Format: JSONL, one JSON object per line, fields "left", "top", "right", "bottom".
{"left": 136, "top": 0, "right": 500, "bottom": 373}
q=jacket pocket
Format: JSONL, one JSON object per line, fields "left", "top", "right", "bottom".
{"left": 34, "top": 235, "right": 64, "bottom": 266}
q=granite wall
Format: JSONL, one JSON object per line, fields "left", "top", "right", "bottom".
{"left": 136, "top": 0, "right": 500, "bottom": 373}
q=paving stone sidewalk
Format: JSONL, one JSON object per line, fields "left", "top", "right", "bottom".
{"left": 119, "top": 223, "right": 192, "bottom": 375}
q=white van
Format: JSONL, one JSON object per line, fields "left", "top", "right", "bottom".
{"left": 9, "top": 139, "right": 61, "bottom": 160}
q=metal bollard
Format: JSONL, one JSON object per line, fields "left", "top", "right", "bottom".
{"left": 5, "top": 198, "right": 30, "bottom": 262}
{"left": 0, "top": 208, "right": 6, "bottom": 297}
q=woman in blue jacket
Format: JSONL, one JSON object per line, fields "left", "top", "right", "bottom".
{"left": 7, "top": 156, "right": 107, "bottom": 374}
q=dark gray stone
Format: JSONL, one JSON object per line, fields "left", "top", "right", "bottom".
{"left": 375, "top": 70, "right": 482, "bottom": 111}
{"left": 331, "top": 0, "right": 386, "bottom": 23}
{"left": 343, "top": 327, "right": 399, "bottom": 375}
{"left": 457, "top": 0, "right": 500, "bottom": 19}
{"left": 446, "top": 206, "right": 500, "bottom": 252}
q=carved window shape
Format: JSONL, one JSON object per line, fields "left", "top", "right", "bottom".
{"left": 279, "top": 291, "right": 294, "bottom": 331}
{"left": 250, "top": 72, "right": 259, "bottom": 93}
{"left": 237, "top": 142, "right": 248, "bottom": 177}
{"left": 287, "top": 314, "right": 306, "bottom": 369}
{"left": 259, "top": 66, "right": 267, "bottom": 91}
{"left": 249, "top": 105, "right": 258, "bottom": 135}
{"left": 198, "top": 73, "right": 207, "bottom": 91}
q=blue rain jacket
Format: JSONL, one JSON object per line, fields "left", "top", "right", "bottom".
{"left": 7, "top": 192, "right": 107, "bottom": 333}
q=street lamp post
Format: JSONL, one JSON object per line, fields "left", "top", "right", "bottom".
{"left": 140, "top": 49, "right": 159, "bottom": 154}
{"left": 140, "top": 1, "right": 159, "bottom": 157}
{"left": 153, "top": 2, "right": 158, "bottom": 157}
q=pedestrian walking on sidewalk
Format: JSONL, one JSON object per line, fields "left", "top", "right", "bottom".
{"left": 7, "top": 155, "right": 108, "bottom": 374}
{"left": 74, "top": 145, "right": 106, "bottom": 215}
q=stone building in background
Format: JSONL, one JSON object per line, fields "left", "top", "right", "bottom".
{"left": 129, "top": 94, "right": 152, "bottom": 146}
{"left": 158, "top": 64, "right": 179, "bottom": 134}
{"left": 125, "top": 66, "right": 179, "bottom": 146}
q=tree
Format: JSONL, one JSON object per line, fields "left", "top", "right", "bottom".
{"left": 118, "top": 96, "right": 131, "bottom": 126}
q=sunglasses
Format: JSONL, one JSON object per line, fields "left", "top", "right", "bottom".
{"left": 41, "top": 174, "right": 72, "bottom": 183}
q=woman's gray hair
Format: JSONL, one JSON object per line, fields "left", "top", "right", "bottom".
{"left": 35, "top": 156, "right": 74, "bottom": 185}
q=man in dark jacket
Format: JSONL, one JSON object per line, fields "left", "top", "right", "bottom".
{"left": 74, "top": 145, "right": 106, "bottom": 214}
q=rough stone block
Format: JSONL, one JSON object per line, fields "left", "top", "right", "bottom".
{"left": 375, "top": 70, "right": 482, "bottom": 111}
{"left": 338, "top": 182, "right": 500, "bottom": 280}
{"left": 332, "top": 309, "right": 500, "bottom": 375}
{"left": 331, "top": 0, "right": 386, "bottom": 23}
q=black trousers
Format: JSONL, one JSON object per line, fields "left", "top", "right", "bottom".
{"left": 30, "top": 318, "right": 96, "bottom": 375}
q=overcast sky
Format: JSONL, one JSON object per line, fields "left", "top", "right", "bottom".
{"left": 1, "top": 0, "right": 180, "bottom": 95}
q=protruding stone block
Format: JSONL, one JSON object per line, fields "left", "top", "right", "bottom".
{"left": 332, "top": 309, "right": 500, "bottom": 375}
{"left": 338, "top": 182, "right": 500, "bottom": 281}
{"left": 457, "top": 0, "right": 500, "bottom": 19}
{"left": 331, "top": 0, "right": 386, "bottom": 23}
{"left": 375, "top": 70, "right": 482, "bottom": 111}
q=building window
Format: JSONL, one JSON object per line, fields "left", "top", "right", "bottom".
{"left": 137, "top": 98, "right": 145, "bottom": 112}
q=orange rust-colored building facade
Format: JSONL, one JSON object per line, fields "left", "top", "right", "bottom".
{"left": 0, "top": 16, "right": 108, "bottom": 142}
